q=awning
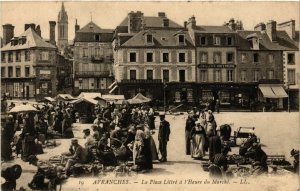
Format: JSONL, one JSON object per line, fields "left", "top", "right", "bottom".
{"left": 259, "top": 84, "right": 288, "bottom": 98}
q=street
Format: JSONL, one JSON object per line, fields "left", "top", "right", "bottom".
{"left": 5, "top": 112, "right": 299, "bottom": 191}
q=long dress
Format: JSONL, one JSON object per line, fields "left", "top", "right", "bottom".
{"left": 133, "top": 130, "right": 145, "bottom": 165}
{"left": 191, "top": 125, "right": 206, "bottom": 159}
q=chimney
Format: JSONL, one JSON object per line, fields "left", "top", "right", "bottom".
{"left": 2, "top": 24, "right": 14, "bottom": 45}
{"left": 254, "top": 22, "right": 266, "bottom": 31}
{"left": 278, "top": 20, "right": 295, "bottom": 39}
{"left": 187, "top": 16, "right": 196, "bottom": 29}
{"left": 158, "top": 12, "right": 166, "bottom": 17}
{"left": 184, "top": 21, "right": 187, "bottom": 28}
{"left": 266, "top": 20, "right": 277, "bottom": 42}
{"left": 128, "top": 11, "right": 144, "bottom": 33}
{"left": 228, "top": 18, "right": 236, "bottom": 30}
{"left": 75, "top": 19, "right": 80, "bottom": 32}
{"left": 163, "top": 18, "right": 169, "bottom": 27}
{"left": 49, "top": 21, "right": 56, "bottom": 46}
{"left": 36, "top": 25, "right": 41, "bottom": 37}
{"left": 25, "top": 23, "right": 36, "bottom": 31}
{"left": 236, "top": 20, "right": 244, "bottom": 30}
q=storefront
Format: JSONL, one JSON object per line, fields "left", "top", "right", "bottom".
{"left": 258, "top": 84, "right": 288, "bottom": 110}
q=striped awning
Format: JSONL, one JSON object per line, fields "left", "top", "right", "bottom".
{"left": 259, "top": 84, "right": 288, "bottom": 98}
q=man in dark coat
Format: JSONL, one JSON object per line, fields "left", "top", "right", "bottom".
{"left": 209, "top": 135, "right": 222, "bottom": 162}
{"left": 185, "top": 113, "right": 195, "bottom": 155}
{"left": 158, "top": 113, "right": 170, "bottom": 162}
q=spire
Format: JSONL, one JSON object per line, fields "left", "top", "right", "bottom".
{"left": 61, "top": 2, "right": 65, "bottom": 12}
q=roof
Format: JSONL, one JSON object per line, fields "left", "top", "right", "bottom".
{"left": 118, "top": 16, "right": 183, "bottom": 29}
{"left": 77, "top": 21, "right": 114, "bottom": 33}
{"left": 71, "top": 97, "right": 98, "bottom": 105}
{"left": 1, "top": 27, "right": 56, "bottom": 51}
{"left": 77, "top": 92, "right": 102, "bottom": 99}
{"left": 102, "top": 94, "right": 125, "bottom": 101}
{"left": 193, "top": 25, "right": 236, "bottom": 34}
{"left": 119, "top": 29, "right": 194, "bottom": 47}
{"left": 56, "top": 94, "right": 75, "bottom": 100}
{"left": 237, "top": 30, "right": 298, "bottom": 51}
{"left": 276, "top": 30, "right": 299, "bottom": 50}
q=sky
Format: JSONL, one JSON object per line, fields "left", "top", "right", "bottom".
{"left": 1, "top": 1, "right": 299, "bottom": 41}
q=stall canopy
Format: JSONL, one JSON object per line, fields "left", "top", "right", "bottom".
{"left": 56, "top": 94, "right": 76, "bottom": 101}
{"left": 258, "top": 84, "right": 288, "bottom": 98}
{"left": 77, "top": 92, "right": 102, "bottom": 99}
{"left": 9, "top": 104, "right": 38, "bottom": 113}
{"left": 128, "top": 93, "right": 152, "bottom": 104}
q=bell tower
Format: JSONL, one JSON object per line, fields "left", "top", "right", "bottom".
{"left": 57, "top": 2, "right": 68, "bottom": 52}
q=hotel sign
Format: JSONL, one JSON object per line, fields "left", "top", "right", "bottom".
{"left": 198, "top": 64, "right": 236, "bottom": 68}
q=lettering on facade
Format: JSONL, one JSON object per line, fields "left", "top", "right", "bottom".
{"left": 197, "top": 64, "right": 236, "bottom": 68}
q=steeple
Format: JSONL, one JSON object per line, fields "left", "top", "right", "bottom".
{"left": 57, "top": 1, "right": 68, "bottom": 52}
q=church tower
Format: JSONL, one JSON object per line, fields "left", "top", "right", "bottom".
{"left": 57, "top": 2, "right": 68, "bottom": 52}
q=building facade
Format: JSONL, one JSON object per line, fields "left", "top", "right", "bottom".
{"left": 187, "top": 17, "right": 242, "bottom": 108}
{"left": 57, "top": 2, "right": 68, "bottom": 52}
{"left": 73, "top": 21, "right": 114, "bottom": 95}
{"left": 277, "top": 20, "right": 300, "bottom": 110}
{"left": 113, "top": 12, "right": 196, "bottom": 103}
{"left": 1, "top": 25, "right": 57, "bottom": 100}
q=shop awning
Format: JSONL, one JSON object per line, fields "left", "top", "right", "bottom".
{"left": 259, "top": 84, "right": 288, "bottom": 98}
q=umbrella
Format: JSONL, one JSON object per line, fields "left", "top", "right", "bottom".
{"left": 9, "top": 104, "right": 38, "bottom": 113}
{"left": 128, "top": 93, "right": 151, "bottom": 104}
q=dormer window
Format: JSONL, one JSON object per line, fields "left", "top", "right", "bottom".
{"left": 95, "top": 34, "right": 101, "bottom": 41}
{"left": 178, "top": 35, "right": 185, "bottom": 45}
{"left": 200, "top": 36, "right": 206, "bottom": 45}
{"left": 146, "top": 34, "right": 153, "bottom": 44}
{"left": 214, "top": 36, "right": 221, "bottom": 45}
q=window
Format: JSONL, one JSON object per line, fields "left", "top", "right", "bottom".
{"left": 253, "top": 53, "right": 259, "bottom": 63}
{"left": 146, "top": 70, "right": 153, "bottom": 80}
{"left": 288, "top": 69, "right": 295, "bottom": 84}
{"left": 227, "top": 53, "right": 234, "bottom": 63}
{"left": 146, "top": 34, "right": 153, "bottom": 44}
{"left": 287, "top": 53, "right": 295, "bottom": 65}
{"left": 227, "top": 70, "right": 233, "bottom": 82}
{"left": 95, "top": 48, "right": 101, "bottom": 57}
{"left": 200, "top": 52, "right": 208, "bottom": 63}
{"left": 178, "top": 35, "right": 185, "bottom": 44}
{"left": 8, "top": 52, "right": 13, "bottom": 62}
{"left": 95, "top": 34, "right": 100, "bottom": 41}
{"left": 200, "top": 36, "right": 206, "bottom": 45}
{"left": 16, "top": 67, "right": 21, "bottom": 77}
{"left": 129, "top": 52, "right": 136, "bottom": 62}
{"left": 267, "top": 70, "right": 274, "bottom": 79}
{"left": 227, "top": 37, "right": 233, "bottom": 45}
{"left": 16, "top": 51, "right": 21, "bottom": 62}
{"left": 25, "top": 50, "right": 31, "bottom": 61}
{"left": 214, "top": 36, "right": 221, "bottom": 45}
{"left": 1, "top": 67, "right": 5, "bottom": 77}
{"left": 241, "top": 70, "right": 247, "bottom": 82}
{"left": 1, "top": 52, "right": 6, "bottom": 62}
{"left": 130, "top": 70, "right": 136, "bottom": 80}
{"left": 162, "top": 53, "right": 169, "bottom": 62}
{"left": 146, "top": 52, "right": 153, "bottom": 62}
{"left": 200, "top": 70, "right": 208, "bottom": 82}
{"left": 163, "top": 70, "right": 169, "bottom": 82}
{"left": 268, "top": 54, "right": 274, "bottom": 63}
{"left": 214, "top": 53, "right": 221, "bottom": 63}
{"left": 241, "top": 53, "right": 246, "bottom": 63}
{"left": 253, "top": 70, "right": 260, "bottom": 82}
{"left": 8, "top": 67, "right": 13, "bottom": 77}
{"left": 40, "top": 51, "right": 49, "bottom": 60}
{"left": 179, "top": 53, "right": 185, "bottom": 62}
{"left": 25, "top": 66, "right": 30, "bottom": 77}
{"left": 83, "top": 48, "right": 88, "bottom": 58}
{"left": 179, "top": 70, "right": 185, "bottom": 82}
{"left": 215, "top": 70, "right": 221, "bottom": 82}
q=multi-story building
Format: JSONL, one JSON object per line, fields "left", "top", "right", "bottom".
{"left": 113, "top": 12, "right": 196, "bottom": 103}
{"left": 187, "top": 17, "right": 240, "bottom": 108}
{"left": 73, "top": 21, "right": 114, "bottom": 95}
{"left": 57, "top": 2, "right": 68, "bottom": 52}
{"left": 1, "top": 24, "right": 57, "bottom": 100}
{"left": 236, "top": 20, "right": 294, "bottom": 110}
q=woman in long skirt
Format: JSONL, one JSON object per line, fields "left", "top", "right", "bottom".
{"left": 143, "top": 125, "right": 153, "bottom": 170}
{"left": 190, "top": 120, "right": 206, "bottom": 159}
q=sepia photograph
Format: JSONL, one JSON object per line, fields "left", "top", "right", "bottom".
{"left": 0, "top": 1, "right": 299, "bottom": 191}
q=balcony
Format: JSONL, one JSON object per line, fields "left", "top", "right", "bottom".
{"left": 121, "top": 79, "right": 162, "bottom": 84}
{"left": 75, "top": 71, "right": 110, "bottom": 77}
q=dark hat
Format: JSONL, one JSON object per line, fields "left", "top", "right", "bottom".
{"left": 291, "top": 149, "right": 299, "bottom": 157}
{"left": 83, "top": 129, "right": 90, "bottom": 133}
{"left": 71, "top": 138, "right": 78, "bottom": 144}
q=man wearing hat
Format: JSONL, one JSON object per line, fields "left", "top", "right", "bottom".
{"left": 245, "top": 142, "right": 268, "bottom": 175}
{"left": 158, "top": 113, "right": 170, "bottom": 162}
{"left": 63, "top": 139, "right": 88, "bottom": 173}
{"left": 185, "top": 112, "right": 195, "bottom": 155}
